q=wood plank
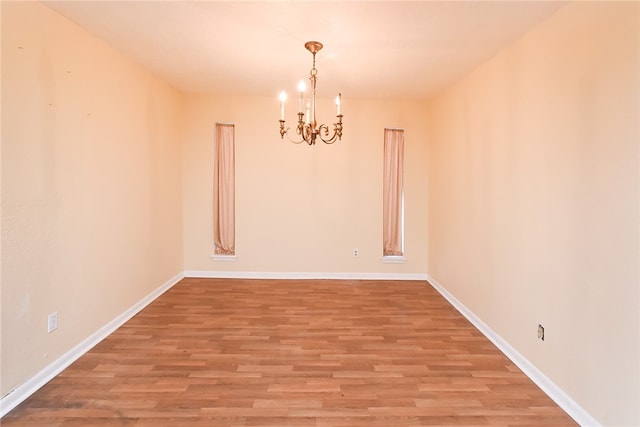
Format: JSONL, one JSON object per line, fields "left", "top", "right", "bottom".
{"left": 1, "top": 278, "right": 578, "bottom": 426}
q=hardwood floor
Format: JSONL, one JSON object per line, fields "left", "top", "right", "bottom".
{"left": 2, "top": 278, "right": 578, "bottom": 426}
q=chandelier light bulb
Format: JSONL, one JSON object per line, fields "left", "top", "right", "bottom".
{"left": 279, "top": 91, "right": 287, "bottom": 120}
{"left": 297, "top": 81, "right": 306, "bottom": 112}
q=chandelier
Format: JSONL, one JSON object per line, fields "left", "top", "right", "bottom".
{"left": 278, "top": 41, "right": 343, "bottom": 145}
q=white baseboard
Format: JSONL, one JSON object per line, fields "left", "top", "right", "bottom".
{"left": 183, "top": 270, "right": 429, "bottom": 281}
{"left": 0, "top": 272, "right": 184, "bottom": 418}
{"left": 426, "top": 275, "right": 601, "bottom": 427}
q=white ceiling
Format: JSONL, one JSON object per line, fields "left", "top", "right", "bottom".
{"left": 43, "top": 1, "right": 568, "bottom": 101}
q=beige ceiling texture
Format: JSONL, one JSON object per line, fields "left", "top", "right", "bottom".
{"left": 44, "top": 1, "right": 567, "bottom": 101}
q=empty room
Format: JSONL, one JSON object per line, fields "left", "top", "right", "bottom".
{"left": 1, "top": 1, "right": 638, "bottom": 426}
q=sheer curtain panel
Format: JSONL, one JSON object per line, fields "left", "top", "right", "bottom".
{"left": 383, "top": 128, "right": 404, "bottom": 256}
{"left": 214, "top": 123, "right": 235, "bottom": 255}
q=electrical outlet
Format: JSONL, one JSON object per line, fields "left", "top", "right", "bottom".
{"left": 353, "top": 248, "right": 359, "bottom": 258}
{"left": 48, "top": 312, "right": 58, "bottom": 333}
{"left": 537, "top": 324, "right": 544, "bottom": 341}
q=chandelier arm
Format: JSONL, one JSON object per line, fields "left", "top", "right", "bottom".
{"left": 287, "top": 132, "right": 308, "bottom": 144}
{"left": 282, "top": 121, "right": 318, "bottom": 145}
{"left": 316, "top": 114, "right": 344, "bottom": 144}
{"left": 301, "top": 122, "right": 314, "bottom": 145}
{"left": 280, "top": 119, "right": 309, "bottom": 144}
{"left": 316, "top": 123, "right": 339, "bottom": 145}
{"left": 298, "top": 113, "right": 316, "bottom": 145}
{"left": 283, "top": 127, "right": 309, "bottom": 144}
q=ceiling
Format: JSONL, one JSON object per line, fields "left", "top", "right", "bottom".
{"left": 43, "top": 1, "right": 568, "bottom": 101}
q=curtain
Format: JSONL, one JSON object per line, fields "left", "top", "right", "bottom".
{"left": 214, "top": 124, "right": 235, "bottom": 255}
{"left": 383, "top": 128, "right": 404, "bottom": 256}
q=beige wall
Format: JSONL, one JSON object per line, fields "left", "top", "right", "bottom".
{"left": 182, "top": 95, "right": 428, "bottom": 276}
{"left": 426, "top": 2, "right": 639, "bottom": 425}
{"left": 3, "top": 0, "right": 638, "bottom": 425}
{"left": 1, "top": 2, "right": 184, "bottom": 396}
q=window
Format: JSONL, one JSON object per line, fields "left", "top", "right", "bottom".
{"left": 382, "top": 128, "right": 404, "bottom": 260}
{"left": 213, "top": 123, "right": 235, "bottom": 257}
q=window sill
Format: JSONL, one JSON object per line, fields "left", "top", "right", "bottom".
{"left": 381, "top": 255, "right": 406, "bottom": 264}
{"left": 210, "top": 254, "right": 237, "bottom": 262}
